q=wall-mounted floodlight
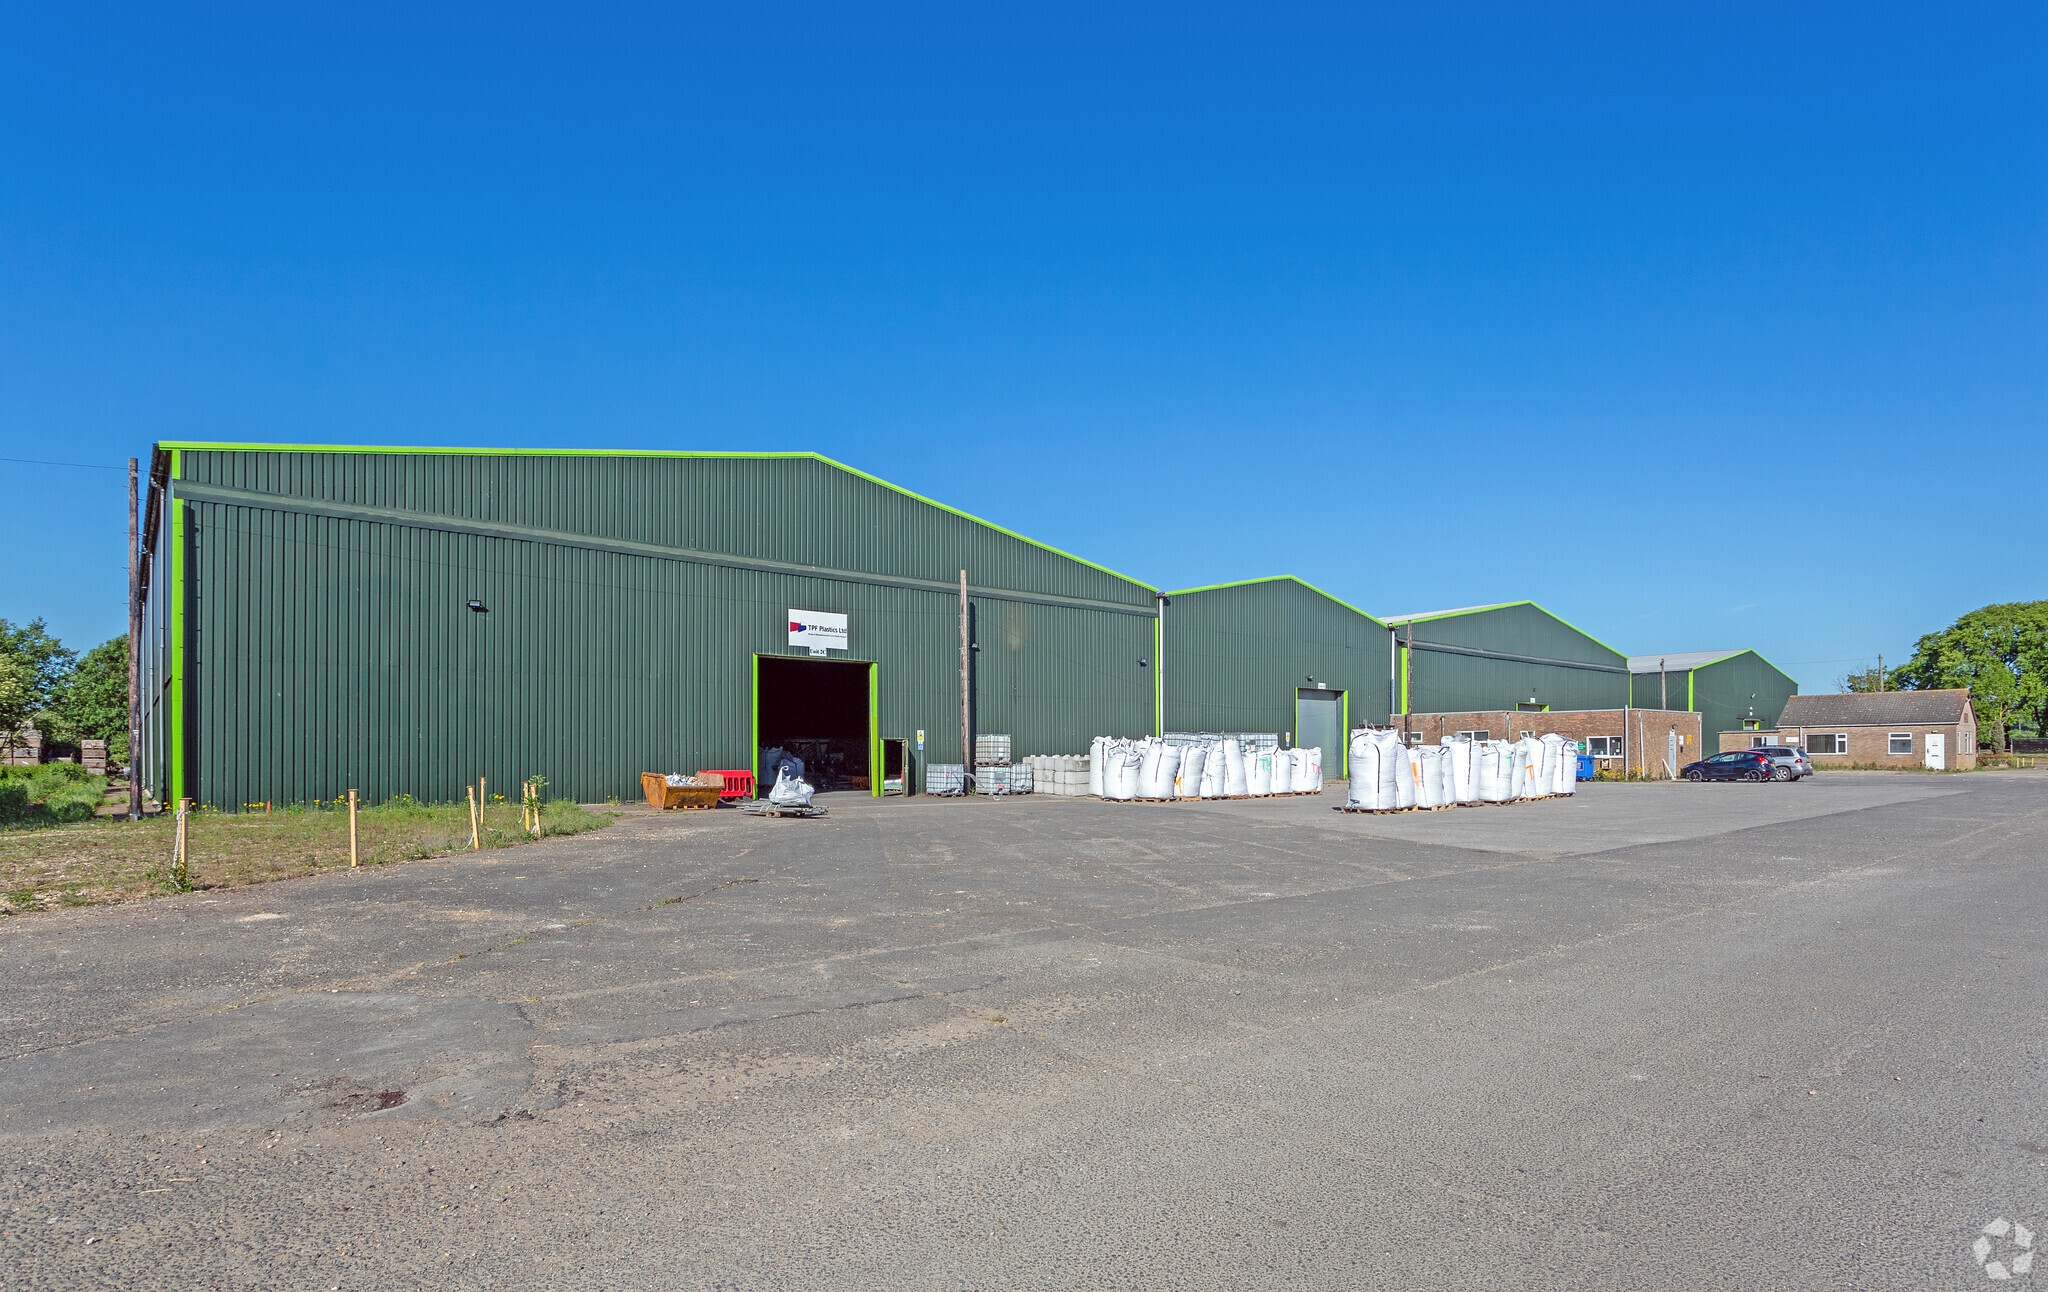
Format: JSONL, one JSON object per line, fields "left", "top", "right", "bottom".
{"left": 467, "top": 600, "right": 489, "bottom": 613}
{"left": 1138, "top": 659, "right": 1149, "bottom": 668}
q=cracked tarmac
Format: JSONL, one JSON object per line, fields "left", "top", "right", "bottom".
{"left": 3, "top": 772, "right": 2045, "bottom": 1289}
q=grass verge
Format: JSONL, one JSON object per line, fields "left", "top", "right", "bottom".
{"left": 0, "top": 765, "right": 109, "bottom": 829}
{"left": 0, "top": 798, "right": 616, "bottom": 913}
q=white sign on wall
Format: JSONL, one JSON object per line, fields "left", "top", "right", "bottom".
{"left": 788, "top": 609, "right": 849, "bottom": 655}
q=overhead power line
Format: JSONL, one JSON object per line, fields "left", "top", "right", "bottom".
{"left": 0, "top": 455, "right": 127, "bottom": 471}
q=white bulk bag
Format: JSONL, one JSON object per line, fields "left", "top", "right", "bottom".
{"left": 1416, "top": 745, "right": 1447, "bottom": 807}
{"left": 1089, "top": 737, "right": 1106, "bottom": 798}
{"left": 1551, "top": 735, "right": 1576, "bottom": 795}
{"left": 768, "top": 766, "right": 815, "bottom": 807}
{"left": 1296, "top": 747, "right": 1322, "bottom": 792}
{"left": 1346, "top": 730, "right": 1388, "bottom": 809}
{"left": 1391, "top": 745, "right": 1417, "bottom": 809}
{"left": 1542, "top": 734, "right": 1568, "bottom": 795}
{"left": 1271, "top": 748, "right": 1294, "bottom": 795}
{"left": 1514, "top": 737, "right": 1543, "bottom": 799}
{"left": 1222, "top": 739, "right": 1248, "bottom": 796}
{"left": 1477, "top": 741, "right": 1513, "bottom": 802}
{"left": 1176, "top": 745, "right": 1206, "bottom": 798}
{"left": 1440, "top": 737, "right": 1477, "bottom": 803}
{"left": 1105, "top": 740, "right": 1139, "bottom": 800}
{"left": 1246, "top": 748, "right": 1273, "bottom": 796}
{"left": 1199, "top": 743, "right": 1224, "bottom": 796}
{"left": 1156, "top": 743, "right": 1184, "bottom": 798}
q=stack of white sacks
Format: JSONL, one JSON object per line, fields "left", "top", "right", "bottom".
{"left": 1346, "top": 731, "right": 1575, "bottom": 811}
{"left": 1025, "top": 754, "right": 1093, "bottom": 797}
{"left": 1087, "top": 736, "right": 1323, "bottom": 800}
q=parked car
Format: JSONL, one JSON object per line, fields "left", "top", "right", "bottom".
{"left": 1680, "top": 751, "right": 1776, "bottom": 782}
{"left": 1754, "top": 745, "right": 1813, "bottom": 781}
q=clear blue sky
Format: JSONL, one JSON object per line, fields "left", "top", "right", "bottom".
{"left": 4, "top": 2, "right": 2042, "bottom": 689}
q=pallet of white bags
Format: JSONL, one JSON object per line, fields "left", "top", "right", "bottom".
{"left": 1334, "top": 805, "right": 1412, "bottom": 814}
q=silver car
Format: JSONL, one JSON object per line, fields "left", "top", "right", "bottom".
{"left": 1755, "top": 745, "right": 1813, "bottom": 781}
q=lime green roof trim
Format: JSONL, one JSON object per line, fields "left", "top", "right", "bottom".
{"left": 1381, "top": 599, "right": 1627, "bottom": 660}
{"left": 156, "top": 441, "right": 1158, "bottom": 594}
{"left": 1164, "top": 575, "right": 1389, "bottom": 629}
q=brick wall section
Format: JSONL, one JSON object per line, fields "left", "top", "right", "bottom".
{"left": 1395, "top": 709, "right": 1703, "bottom": 778}
{"left": 1718, "top": 724, "right": 1978, "bottom": 770}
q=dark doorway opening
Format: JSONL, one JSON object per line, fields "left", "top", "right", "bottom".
{"left": 756, "top": 655, "right": 873, "bottom": 793}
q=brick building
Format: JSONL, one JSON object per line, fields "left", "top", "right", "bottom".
{"left": 1717, "top": 690, "right": 1976, "bottom": 770}
{"left": 1395, "top": 708, "right": 1703, "bottom": 779}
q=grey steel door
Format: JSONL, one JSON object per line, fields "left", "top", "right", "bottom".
{"left": 1296, "top": 689, "right": 1344, "bottom": 779}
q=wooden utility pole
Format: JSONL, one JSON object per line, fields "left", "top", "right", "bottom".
{"left": 127, "top": 458, "right": 142, "bottom": 818}
{"left": 1659, "top": 658, "right": 1667, "bottom": 711}
{"left": 959, "top": 570, "right": 971, "bottom": 791}
{"left": 1876, "top": 653, "right": 1884, "bottom": 692}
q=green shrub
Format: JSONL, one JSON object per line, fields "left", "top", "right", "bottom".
{"left": 0, "top": 765, "right": 107, "bottom": 829}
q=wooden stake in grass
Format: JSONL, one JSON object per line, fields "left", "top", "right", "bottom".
{"left": 467, "top": 784, "right": 481, "bottom": 850}
{"left": 173, "top": 798, "right": 191, "bottom": 889}
{"left": 348, "top": 789, "right": 360, "bottom": 867}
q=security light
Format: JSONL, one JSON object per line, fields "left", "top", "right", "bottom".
{"left": 467, "top": 600, "right": 489, "bottom": 613}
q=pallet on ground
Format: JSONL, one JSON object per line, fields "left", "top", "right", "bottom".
{"left": 738, "top": 800, "right": 828, "bottom": 819}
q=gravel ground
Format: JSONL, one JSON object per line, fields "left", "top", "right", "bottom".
{"left": 2, "top": 772, "right": 2044, "bottom": 1290}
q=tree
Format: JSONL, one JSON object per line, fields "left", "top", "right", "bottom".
{"left": 0, "top": 618, "right": 78, "bottom": 732}
{"left": 49, "top": 636, "right": 129, "bottom": 759}
{"left": 1835, "top": 665, "right": 1898, "bottom": 694}
{"left": 1893, "top": 601, "right": 2048, "bottom": 753}
{"left": 0, "top": 654, "right": 30, "bottom": 739}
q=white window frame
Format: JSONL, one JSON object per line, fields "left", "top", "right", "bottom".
{"left": 1587, "top": 735, "right": 1622, "bottom": 757}
{"left": 1455, "top": 729, "right": 1490, "bottom": 742}
{"left": 1888, "top": 732, "right": 1913, "bottom": 755}
{"left": 1750, "top": 736, "right": 1768, "bottom": 748}
{"left": 1807, "top": 733, "right": 1848, "bottom": 755}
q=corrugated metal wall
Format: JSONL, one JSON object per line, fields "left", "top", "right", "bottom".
{"left": 149, "top": 448, "right": 1158, "bottom": 807}
{"left": 1162, "top": 579, "right": 1392, "bottom": 739}
{"left": 1687, "top": 652, "right": 1798, "bottom": 743}
{"left": 1396, "top": 603, "right": 1629, "bottom": 714}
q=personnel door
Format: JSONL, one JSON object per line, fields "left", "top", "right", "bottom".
{"left": 1296, "top": 689, "right": 1345, "bottom": 779}
{"left": 1925, "top": 733, "right": 1945, "bottom": 770}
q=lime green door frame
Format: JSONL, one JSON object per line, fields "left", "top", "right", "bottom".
{"left": 751, "top": 652, "right": 881, "bottom": 798}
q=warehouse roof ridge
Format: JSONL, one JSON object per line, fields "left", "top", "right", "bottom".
{"left": 1778, "top": 690, "right": 1974, "bottom": 727}
{"left": 1161, "top": 575, "right": 1388, "bottom": 627}
{"left": 1379, "top": 601, "right": 1523, "bottom": 623}
{"left": 154, "top": 440, "right": 1162, "bottom": 595}
{"left": 1379, "top": 600, "right": 1628, "bottom": 660}
{"left": 1627, "top": 649, "right": 1747, "bottom": 672}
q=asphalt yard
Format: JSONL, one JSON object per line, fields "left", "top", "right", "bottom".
{"left": 4, "top": 771, "right": 2045, "bottom": 1290}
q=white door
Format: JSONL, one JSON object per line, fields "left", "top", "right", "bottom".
{"left": 1925, "top": 733, "right": 1945, "bottom": 770}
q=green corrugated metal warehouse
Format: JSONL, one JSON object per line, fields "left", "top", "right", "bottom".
{"left": 136, "top": 444, "right": 1164, "bottom": 807}
{"left": 1380, "top": 602, "right": 1630, "bottom": 716}
{"left": 1160, "top": 577, "right": 1392, "bottom": 771}
{"left": 1628, "top": 650, "right": 1798, "bottom": 744}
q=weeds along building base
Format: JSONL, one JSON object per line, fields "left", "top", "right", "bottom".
{"left": 136, "top": 446, "right": 1166, "bottom": 808}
